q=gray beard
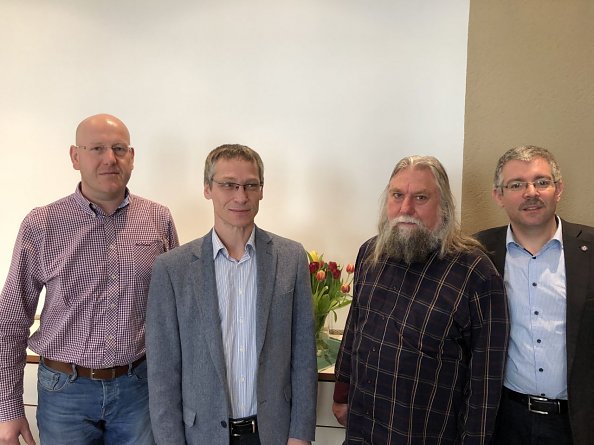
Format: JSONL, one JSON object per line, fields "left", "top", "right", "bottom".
{"left": 379, "top": 222, "right": 442, "bottom": 265}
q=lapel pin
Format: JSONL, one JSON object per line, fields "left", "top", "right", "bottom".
{"left": 580, "top": 245, "right": 588, "bottom": 252}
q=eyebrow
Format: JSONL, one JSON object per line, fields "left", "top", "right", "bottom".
{"left": 389, "top": 187, "right": 431, "bottom": 194}
{"left": 505, "top": 174, "right": 553, "bottom": 182}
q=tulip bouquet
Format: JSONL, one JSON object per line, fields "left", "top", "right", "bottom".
{"left": 307, "top": 250, "right": 354, "bottom": 354}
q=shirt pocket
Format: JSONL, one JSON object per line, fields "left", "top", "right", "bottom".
{"left": 132, "top": 239, "right": 166, "bottom": 290}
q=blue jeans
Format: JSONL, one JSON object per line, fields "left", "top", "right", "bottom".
{"left": 37, "top": 359, "right": 155, "bottom": 445}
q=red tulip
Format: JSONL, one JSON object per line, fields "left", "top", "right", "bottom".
{"left": 309, "top": 262, "right": 319, "bottom": 274}
{"left": 341, "top": 284, "right": 351, "bottom": 293}
{"left": 346, "top": 264, "right": 355, "bottom": 274}
{"left": 315, "top": 270, "right": 326, "bottom": 281}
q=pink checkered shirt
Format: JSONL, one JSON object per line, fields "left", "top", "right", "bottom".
{"left": 0, "top": 185, "right": 179, "bottom": 421}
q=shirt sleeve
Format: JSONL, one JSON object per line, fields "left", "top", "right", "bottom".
{"left": 461, "top": 258, "right": 509, "bottom": 444}
{"left": 334, "top": 243, "right": 367, "bottom": 399}
{"left": 0, "top": 215, "right": 44, "bottom": 421}
{"left": 165, "top": 209, "right": 180, "bottom": 250}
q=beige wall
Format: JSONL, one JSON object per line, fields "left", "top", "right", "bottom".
{"left": 462, "top": 0, "right": 594, "bottom": 234}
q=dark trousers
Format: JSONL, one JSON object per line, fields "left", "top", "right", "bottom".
{"left": 492, "top": 389, "right": 573, "bottom": 445}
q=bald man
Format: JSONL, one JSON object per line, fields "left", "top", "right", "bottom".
{"left": 0, "top": 114, "right": 179, "bottom": 445}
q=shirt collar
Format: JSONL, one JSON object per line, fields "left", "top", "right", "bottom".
{"left": 506, "top": 215, "right": 563, "bottom": 250}
{"left": 211, "top": 226, "right": 256, "bottom": 260}
{"left": 73, "top": 183, "right": 130, "bottom": 216}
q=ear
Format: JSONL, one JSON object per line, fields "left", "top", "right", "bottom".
{"left": 492, "top": 187, "right": 504, "bottom": 207}
{"left": 70, "top": 145, "right": 81, "bottom": 170}
{"left": 554, "top": 179, "right": 564, "bottom": 202}
{"left": 203, "top": 182, "right": 212, "bottom": 200}
{"left": 129, "top": 147, "right": 135, "bottom": 170}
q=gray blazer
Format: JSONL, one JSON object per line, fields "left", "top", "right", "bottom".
{"left": 476, "top": 220, "right": 594, "bottom": 445}
{"left": 146, "top": 227, "right": 317, "bottom": 445}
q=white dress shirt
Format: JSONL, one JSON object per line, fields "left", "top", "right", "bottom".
{"left": 212, "top": 229, "right": 258, "bottom": 418}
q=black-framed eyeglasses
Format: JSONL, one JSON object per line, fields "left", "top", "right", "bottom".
{"left": 76, "top": 144, "right": 132, "bottom": 157}
{"left": 500, "top": 179, "right": 558, "bottom": 192}
{"left": 212, "top": 180, "right": 263, "bottom": 193}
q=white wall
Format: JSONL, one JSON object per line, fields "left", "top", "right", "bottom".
{"left": 0, "top": 0, "right": 470, "bottom": 323}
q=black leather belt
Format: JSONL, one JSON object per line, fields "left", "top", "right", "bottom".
{"left": 229, "top": 415, "right": 258, "bottom": 437}
{"left": 503, "top": 387, "right": 568, "bottom": 415}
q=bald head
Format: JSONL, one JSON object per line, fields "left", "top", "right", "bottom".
{"left": 75, "top": 114, "right": 130, "bottom": 146}
{"left": 70, "top": 113, "right": 135, "bottom": 214}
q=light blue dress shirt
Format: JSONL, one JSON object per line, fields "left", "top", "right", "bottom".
{"left": 212, "top": 228, "right": 258, "bottom": 418}
{"left": 503, "top": 217, "right": 567, "bottom": 399}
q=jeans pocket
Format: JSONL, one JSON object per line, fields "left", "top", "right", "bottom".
{"left": 130, "top": 359, "right": 148, "bottom": 381}
{"left": 38, "top": 362, "right": 70, "bottom": 392}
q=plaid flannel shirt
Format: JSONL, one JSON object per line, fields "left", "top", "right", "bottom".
{"left": 335, "top": 237, "right": 509, "bottom": 444}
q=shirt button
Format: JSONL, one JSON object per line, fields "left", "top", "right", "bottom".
{"left": 111, "top": 274, "right": 117, "bottom": 280}
{"left": 537, "top": 339, "right": 542, "bottom": 343}
{"left": 532, "top": 282, "right": 537, "bottom": 287}
{"left": 539, "top": 368, "right": 544, "bottom": 372}
{"left": 534, "top": 311, "right": 539, "bottom": 315}
{"left": 221, "top": 421, "right": 227, "bottom": 428}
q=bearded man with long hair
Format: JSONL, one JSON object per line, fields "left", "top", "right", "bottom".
{"left": 333, "top": 156, "right": 509, "bottom": 444}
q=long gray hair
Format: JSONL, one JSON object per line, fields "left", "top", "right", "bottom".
{"left": 370, "top": 155, "right": 481, "bottom": 265}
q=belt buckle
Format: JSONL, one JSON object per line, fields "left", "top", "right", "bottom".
{"left": 230, "top": 418, "right": 256, "bottom": 437}
{"left": 528, "top": 395, "right": 555, "bottom": 415}
{"left": 90, "top": 368, "right": 116, "bottom": 380}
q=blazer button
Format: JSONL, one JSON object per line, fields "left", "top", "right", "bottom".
{"left": 221, "top": 421, "right": 227, "bottom": 428}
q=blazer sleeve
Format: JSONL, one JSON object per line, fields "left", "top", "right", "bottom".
{"left": 146, "top": 255, "right": 186, "bottom": 444}
{"left": 288, "top": 247, "right": 318, "bottom": 441}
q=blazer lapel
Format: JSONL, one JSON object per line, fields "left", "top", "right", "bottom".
{"left": 191, "top": 232, "right": 228, "bottom": 387}
{"left": 481, "top": 227, "right": 507, "bottom": 276}
{"left": 255, "top": 227, "right": 275, "bottom": 358}
{"left": 562, "top": 221, "right": 592, "bottom": 374}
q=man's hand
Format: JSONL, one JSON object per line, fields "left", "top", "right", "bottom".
{"left": 0, "top": 417, "right": 36, "bottom": 445}
{"left": 332, "top": 402, "right": 348, "bottom": 426}
{"left": 288, "top": 439, "right": 310, "bottom": 445}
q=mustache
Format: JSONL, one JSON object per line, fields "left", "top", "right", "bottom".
{"left": 520, "top": 198, "right": 545, "bottom": 210}
{"left": 390, "top": 216, "right": 424, "bottom": 227}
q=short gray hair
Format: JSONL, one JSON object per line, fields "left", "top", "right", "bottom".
{"left": 204, "top": 144, "right": 264, "bottom": 186}
{"left": 494, "top": 145, "right": 562, "bottom": 189}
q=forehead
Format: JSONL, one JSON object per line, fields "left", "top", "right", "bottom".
{"left": 501, "top": 157, "right": 553, "bottom": 179}
{"left": 389, "top": 166, "right": 438, "bottom": 192}
{"left": 214, "top": 157, "right": 260, "bottom": 178}
{"left": 77, "top": 119, "right": 129, "bottom": 144}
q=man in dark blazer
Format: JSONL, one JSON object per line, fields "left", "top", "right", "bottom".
{"left": 146, "top": 144, "right": 317, "bottom": 445}
{"left": 476, "top": 145, "right": 594, "bottom": 445}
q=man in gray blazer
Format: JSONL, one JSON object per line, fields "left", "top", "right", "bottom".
{"left": 475, "top": 145, "right": 594, "bottom": 445}
{"left": 146, "top": 144, "right": 317, "bottom": 445}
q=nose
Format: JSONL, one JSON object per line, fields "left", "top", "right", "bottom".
{"left": 523, "top": 182, "right": 539, "bottom": 197}
{"left": 232, "top": 186, "right": 249, "bottom": 202}
{"left": 399, "top": 196, "right": 415, "bottom": 215}
{"left": 101, "top": 147, "right": 117, "bottom": 164}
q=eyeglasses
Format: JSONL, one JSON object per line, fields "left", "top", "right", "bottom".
{"left": 212, "top": 180, "right": 263, "bottom": 193}
{"left": 76, "top": 144, "right": 132, "bottom": 157}
{"left": 500, "top": 179, "right": 557, "bottom": 192}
